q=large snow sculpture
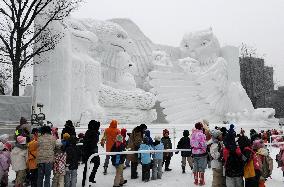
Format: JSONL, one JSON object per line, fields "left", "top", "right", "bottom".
{"left": 149, "top": 28, "right": 277, "bottom": 125}
{"left": 34, "top": 18, "right": 156, "bottom": 125}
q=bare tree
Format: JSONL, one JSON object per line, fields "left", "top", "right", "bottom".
{"left": 0, "top": 0, "right": 82, "bottom": 96}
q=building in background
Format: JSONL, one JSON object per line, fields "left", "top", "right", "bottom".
{"left": 239, "top": 56, "right": 274, "bottom": 108}
{"left": 271, "top": 86, "right": 284, "bottom": 118}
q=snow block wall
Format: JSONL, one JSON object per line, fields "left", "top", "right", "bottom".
{"left": 0, "top": 96, "right": 32, "bottom": 122}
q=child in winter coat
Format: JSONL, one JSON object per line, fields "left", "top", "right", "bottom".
{"left": 138, "top": 137, "right": 153, "bottom": 182}
{"left": 100, "top": 119, "right": 121, "bottom": 175}
{"left": 161, "top": 129, "right": 173, "bottom": 171}
{"left": 253, "top": 140, "right": 272, "bottom": 187}
{"left": 209, "top": 129, "right": 225, "bottom": 187}
{"left": 27, "top": 129, "right": 38, "bottom": 187}
{"left": 0, "top": 142, "right": 11, "bottom": 187}
{"left": 152, "top": 136, "right": 164, "bottom": 180}
{"left": 52, "top": 140, "right": 67, "bottom": 187}
{"left": 11, "top": 136, "right": 27, "bottom": 187}
{"left": 111, "top": 134, "right": 127, "bottom": 187}
{"left": 65, "top": 136, "right": 80, "bottom": 187}
{"left": 190, "top": 122, "right": 207, "bottom": 185}
{"left": 243, "top": 139, "right": 261, "bottom": 187}
{"left": 223, "top": 125, "right": 244, "bottom": 187}
{"left": 176, "top": 130, "right": 193, "bottom": 173}
{"left": 278, "top": 144, "right": 284, "bottom": 178}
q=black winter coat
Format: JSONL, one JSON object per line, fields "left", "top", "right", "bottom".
{"left": 225, "top": 150, "right": 244, "bottom": 177}
{"left": 83, "top": 129, "right": 100, "bottom": 162}
{"left": 61, "top": 126, "right": 76, "bottom": 139}
{"left": 161, "top": 137, "right": 173, "bottom": 157}
{"left": 66, "top": 144, "right": 80, "bottom": 170}
{"left": 177, "top": 137, "right": 192, "bottom": 157}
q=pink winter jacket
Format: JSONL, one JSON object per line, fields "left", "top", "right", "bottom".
{"left": 190, "top": 129, "right": 207, "bottom": 155}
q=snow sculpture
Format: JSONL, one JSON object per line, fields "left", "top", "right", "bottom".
{"left": 35, "top": 18, "right": 156, "bottom": 125}
{"left": 149, "top": 28, "right": 277, "bottom": 125}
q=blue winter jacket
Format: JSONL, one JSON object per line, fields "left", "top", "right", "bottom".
{"left": 152, "top": 142, "right": 164, "bottom": 160}
{"left": 138, "top": 143, "right": 152, "bottom": 164}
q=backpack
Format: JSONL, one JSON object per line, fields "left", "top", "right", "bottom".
{"left": 261, "top": 155, "right": 273, "bottom": 178}
{"left": 243, "top": 147, "right": 260, "bottom": 179}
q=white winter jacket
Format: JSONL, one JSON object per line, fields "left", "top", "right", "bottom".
{"left": 11, "top": 146, "right": 27, "bottom": 171}
{"left": 210, "top": 141, "right": 222, "bottom": 169}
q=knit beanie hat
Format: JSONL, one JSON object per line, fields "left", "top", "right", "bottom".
{"left": 163, "top": 129, "right": 169, "bottom": 136}
{"left": 17, "top": 136, "right": 26, "bottom": 145}
{"left": 20, "top": 117, "right": 27, "bottom": 125}
{"left": 195, "top": 122, "right": 203, "bottom": 130}
{"left": 116, "top": 134, "right": 123, "bottom": 142}
{"left": 154, "top": 136, "right": 161, "bottom": 142}
{"left": 0, "top": 142, "right": 4, "bottom": 151}
{"left": 63, "top": 133, "right": 70, "bottom": 140}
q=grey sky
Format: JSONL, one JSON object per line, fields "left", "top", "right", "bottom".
{"left": 73, "top": 0, "right": 284, "bottom": 86}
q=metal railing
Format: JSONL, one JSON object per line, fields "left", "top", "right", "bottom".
{"left": 85, "top": 149, "right": 191, "bottom": 187}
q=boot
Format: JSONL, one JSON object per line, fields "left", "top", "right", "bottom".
{"left": 103, "top": 167, "right": 107, "bottom": 175}
{"left": 199, "top": 172, "right": 205, "bottom": 186}
{"left": 182, "top": 166, "right": 185, "bottom": 174}
{"left": 119, "top": 180, "right": 127, "bottom": 186}
{"left": 193, "top": 172, "right": 198, "bottom": 185}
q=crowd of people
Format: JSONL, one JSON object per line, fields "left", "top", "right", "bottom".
{"left": 0, "top": 117, "right": 284, "bottom": 187}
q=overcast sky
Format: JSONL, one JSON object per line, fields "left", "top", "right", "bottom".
{"left": 73, "top": 0, "right": 284, "bottom": 86}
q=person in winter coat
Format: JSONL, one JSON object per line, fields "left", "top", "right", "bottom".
{"left": 190, "top": 122, "right": 207, "bottom": 185}
{"left": 138, "top": 137, "right": 153, "bottom": 182}
{"left": 37, "top": 125, "right": 56, "bottom": 187}
{"left": 243, "top": 139, "right": 261, "bottom": 187}
{"left": 0, "top": 142, "right": 11, "bottom": 187}
{"left": 152, "top": 136, "right": 164, "bottom": 180}
{"left": 52, "top": 140, "right": 67, "bottom": 187}
{"left": 210, "top": 129, "right": 225, "bottom": 187}
{"left": 127, "top": 124, "right": 147, "bottom": 179}
{"left": 11, "top": 136, "right": 27, "bottom": 187}
{"left": 278, "top": 144, "right": 284, "bottom": 178}
{"left": 27, "top": 129, "right": 38, "bottom": 187}
{"left": 223, "top": 125, "right": 244, "bottom": 187}
{"left": 121, "top": 128, "right": 127, "bottom": 146}
{"left": 100, "top": 119, "right": 121, "bottom": 175}
{"left": 253, "top": 140, "right": 268, "bottom": 187}
{"left": 82, "top": 120, "right": 101, "bottom": 187}
{"left": 15, "top": 117, "right": 31, "bottom": 143}
{"left": 144, "top": 130, "right": 153, "bottom": 146}
{"left": 61, "top": 120, "right": 76, "bottom": 139}
{"left": 65, "top": 136, "right": 80, "bottom": 187}
{"left": 111, "top": 135, "right": 127, "bottom": 187}
{"left": 250, "top": 129, "right": 260, "bottom": 143}
{"left": 161, "top": 129, "right": 173, "bottom": 171}
{"left": 176, "top": 130, "right": 193, "bottom": 173}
